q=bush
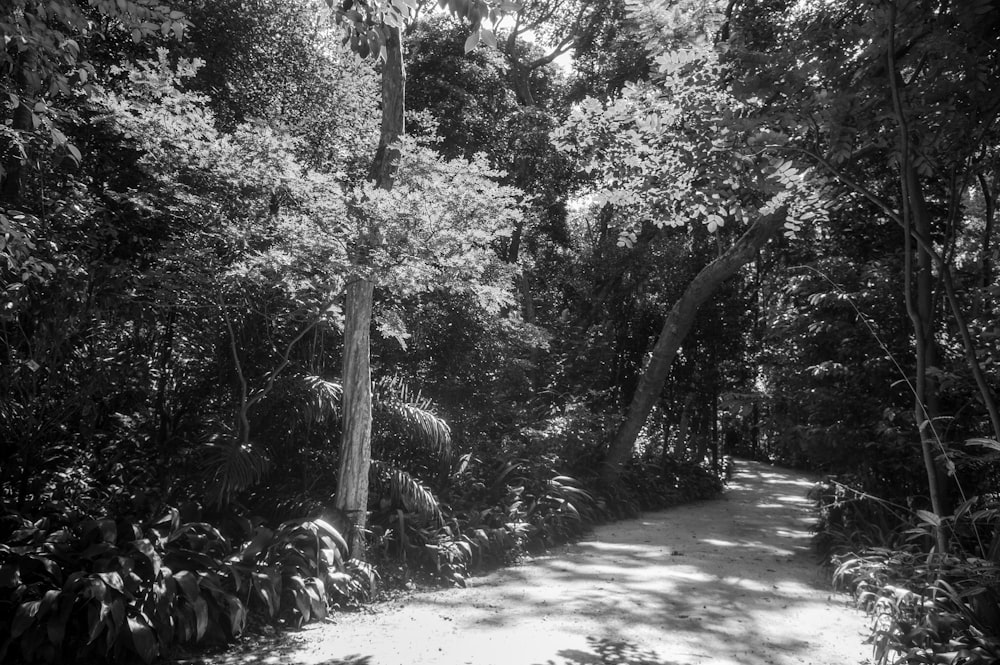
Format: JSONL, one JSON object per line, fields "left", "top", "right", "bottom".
{"left": 822, "top": 490, "right": 1000, "bottom": 665}
{"left": 835, "top": 550, "right": 1000, "bottom": 665}
{"left": 810, "top": 478, "right": 913, "bottom": 560}
{"left": 0, "top": 506, "right": 361, "bottom": 664}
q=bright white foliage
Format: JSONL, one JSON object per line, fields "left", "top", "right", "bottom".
{"left": 552, "top": 46, "right": 832, "bottom": 246}
{"left": 349, "top": 137, "right": 523, "bottom": 344}
{"left": 95, "top": 55, "right": 523, "bottom": 349}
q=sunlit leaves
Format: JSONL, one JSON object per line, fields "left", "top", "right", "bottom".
{"left": 554, "top": 43, "right": 833, "bottom": 247}
{"left": 327, "top": 0, "right": 511, "bottom": 60}
{"left": 344, "top": 137, "right": 521, "bottom": 316}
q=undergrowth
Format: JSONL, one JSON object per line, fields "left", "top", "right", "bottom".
{"left": 812, "top": 476, "right": 1000, "bottom": 665}
{"left": 0, "top": 454, "right": 720, "bottom": 664}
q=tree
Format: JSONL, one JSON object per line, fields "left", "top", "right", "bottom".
{"left": 177, "top": 0, "right": 379, "bottom": 173}
{"left": 554, "top": 45, "right": 832, "bottom": 483}
{"left": 727, "top": 0, "right": 1000, "bottom": 546}
{"left": 324, "top": 0, "right": 521, "bottom": 557}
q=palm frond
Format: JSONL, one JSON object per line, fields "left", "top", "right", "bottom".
{"left": 202, "top": 434, "right": 271, "bottom": 506}
{"left": 373, "top": 375, "right": 451, "bottom": 458}
{"left": 248, "top": 373, "right": 450, "bottom": 461}
{"left": 300, "top": 375, "right": 343, "bottom": 425}
{"left": 371, "top": 460, "right": 443, "bottom": 524}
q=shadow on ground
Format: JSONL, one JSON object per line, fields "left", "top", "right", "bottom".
{"left": 196, "top": 460, "right": 865, "bottom": 665}
{"left": 181, "top": 653, "right": 371, "bottom": 665}
{"left": 534, "top": 637, "right": 683, "bottom": 665}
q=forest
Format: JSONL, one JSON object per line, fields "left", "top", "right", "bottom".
{"left": 1, "top": 0, "right": 999, "bottom": 663}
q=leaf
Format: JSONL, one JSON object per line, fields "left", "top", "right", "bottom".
{"left": 97, "top": 571, "right": 125, "bottom": 594}
{"left": 131, "top": 539, "right": 161, "bottom": 577}
{"left": 464, "top": 30, "right": 480, "bottom": 53}
{"left": 12, "top": 600, "right": 41, "bottom": 638}
{"left": 253, "top": 571, "right": 279, "bottom": 618}
{"left": 83, "top": 518, "right": 117, "bottom": 544}
{"left": 916, "top": 509, "right": 942, "bottom": 527}
{"left": 47, "top": 593, "right": 74, "bottom": 648}
{"left": 240, "top": 526, "right": 274, "bottom": 563}
{"left": 173, "top": 570, "right": 200, "bottom": 602}
{"left": 39, "top": 589, "right": 60, "bottom": 617}
{"left": 109, "top": 598, "right": 125, "bottom": 628}
{"left": 967, "top": 438, "right": 1000, "bottom": 452}
{"left": 480, "top": 28, "right": 497, "bottom": 48}
{"left": 87, "top": 602, "right": 107, "bottom": 644}
{"left": 127, "top": 617, "right": 158, "bottom": 663}
{"left": 66, "top": 143, "right": 82, "bottom": 165}
{"left": 310, "top": 518, "right": 348, "bottom": 556}
{"left": 224, "top": 595, "right": 246, "bottom": 637}
{"left": 152, "top": 507, "right": 180, "bottom": 534}
{"left": 191, "top": 596, "right": 209, "bottom": 641}
{"left": 288, "top": 576, "right": 311, "bottom": 621}
{"left": 305, "top": 579, "right": 327, "bottom": 620}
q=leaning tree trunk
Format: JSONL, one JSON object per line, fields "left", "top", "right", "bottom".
{"left": 601, "top": 210, "right": 786, "bottom": 484}
{"left": 334, "top": 24, "right": 405, "bottom": 560}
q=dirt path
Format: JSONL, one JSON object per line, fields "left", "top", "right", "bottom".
{"left": 203, "top": 460, "right": 871, "bottom": 665}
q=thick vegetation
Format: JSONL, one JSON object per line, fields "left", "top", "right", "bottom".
{"left": 2, "top": 0, "right": 999, "bottom": 663}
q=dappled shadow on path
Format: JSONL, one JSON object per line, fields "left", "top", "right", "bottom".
{"left": 534, "top": 637, "right": 681, "bottom": 665}
{"left": 176, "top": 630, "right": 373, "bottom": 665}
{"left": 382, "top": 459, "right": 862, "bottom": 665}
{"left": 182, "top": 652, "right": 371, "bottom": 665}
{"left": 202, "top": 460, "right": 865, "bottom": 665}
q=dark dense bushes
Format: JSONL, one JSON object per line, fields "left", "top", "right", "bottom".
{"left": 0, "top": 509, "right": 361, "bottom": 663}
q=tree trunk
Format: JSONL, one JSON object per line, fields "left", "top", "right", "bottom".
{"left": 334, "top": 24, "right": 405, "bottom": 560}
{"left": 601, "top": 210, "right": 786, "bottom": 484}
{"left": 904, "top": 161, "right": 950, "bottom": 550}
{"left": 710, "top": 389, "right": 720, "bottom": 474}
{"left": 887, "top": 7, "right": 949, "bottom": 551}
{"left": 978, "top": 173, "right": 994, "bottom": 289}
{"left": 334, "top": 277, "right": 375, "bottom": 557}
{"left": 675, "top": 396, "right": 693, "bottom": 461}
{"left": 510, "top": 60, "right": 535, "bottom": 106}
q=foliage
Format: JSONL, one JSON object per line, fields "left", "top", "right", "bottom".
{"left": 345, "top": 137, "right": 522, "bottom": 313}
{"left": 0, "top": 506, "right": 357, "bottom": 664}
{"left": 727, "top": 0, "right": 1000, "bottom": 485}
{"left": 178, "top": 0, "right": 379, "bottom": 173}
{"left": 10, "top": 0, "right": 1000, "bottom": 659}
{"left": 815, "top": 469, "right": 1000, "bottom": 665}
{"left": 836, "top": 549, "right": 1000, "bottom": 665}
{"left": 811, "top": 479, "right": 914, "bottom": 560}
{"left": 553, "top": 46, "right": 831, "bottom": 247}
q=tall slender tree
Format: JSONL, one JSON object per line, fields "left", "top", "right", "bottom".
{"left": 325, "top": 0, "right": 519, "bottom": 557}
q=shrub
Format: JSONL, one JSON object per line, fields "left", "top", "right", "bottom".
{"left": 835, "top": 550, "right": 1000, "bottom": 665}
{"left": 0, "top": 507, "right": 357, "bottom": 664}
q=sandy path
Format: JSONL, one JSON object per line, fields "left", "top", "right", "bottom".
{"left": 204, "top": 460, "right": 870, "bottom": 665}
